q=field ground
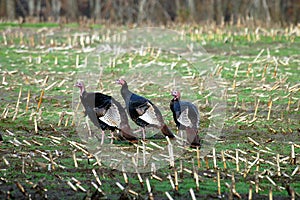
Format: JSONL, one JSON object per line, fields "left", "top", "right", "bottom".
{"left": 0, "top": 23, "right": 299, "bottom": 199}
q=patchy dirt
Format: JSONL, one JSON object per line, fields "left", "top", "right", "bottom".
{"left": 0, "top": 25, "right": 300, "bottom": 199}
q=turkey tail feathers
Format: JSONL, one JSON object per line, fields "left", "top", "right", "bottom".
{"left": 161, "top": 124, "right": 175, "bottom": 138}
{"left": 186, "top": 128, "right": 201, "bottom": 147}
{"left": 120, "top": 124, "right": 138, "bottom": 141}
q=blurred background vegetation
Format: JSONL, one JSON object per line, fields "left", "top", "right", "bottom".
{"left": 0, "top": 0, "right": 299, "bottom": 26}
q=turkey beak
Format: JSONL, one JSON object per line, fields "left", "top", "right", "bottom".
{"left": 116, "top": 79, "right": 122, "bottom": 85}
{"left": 74, "top": 82, "right": 82, "bottom": 88}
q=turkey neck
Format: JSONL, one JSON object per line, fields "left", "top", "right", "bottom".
{"left": 79, "top": 84, "right": 86, "bottom": 97}
{"left": 120, "top": 82, "right": 133, "bottom": 105}
{"left": 173, "top": 95, "right": 180, "bottom": 101}
{"left": 171, "top": 97, "right": 179, "bottom": 104}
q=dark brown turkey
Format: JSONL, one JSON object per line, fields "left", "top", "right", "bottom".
{"left": 170, "top": 91, "right": 200, "bottom": 147}
{"left": 116, "top": 79, "right": 175, "bottom": 140}
{"left": 75, "top": 81, "right": 137, "bottom": 144}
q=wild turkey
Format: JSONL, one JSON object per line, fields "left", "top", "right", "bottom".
{"left": 75, "top": 81, "right": 137, "bottom": 144}
{"left": 116, "top": 79, "right": 175, "bottom": 140}
{"left": 170, "top": 91, "right": 200, "bottom": 146}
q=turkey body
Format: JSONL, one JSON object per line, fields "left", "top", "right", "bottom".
{"left": 116, "top": 79, "right": 175, "bottom": 140}
{"left": 76, "top": 81, "right": 137, "bottom": 144}
{"left": 81, "top": 91, "right": 116, "bottom": 131}
{"left": 170, "top": 91, "right": 200, "bottom": 146}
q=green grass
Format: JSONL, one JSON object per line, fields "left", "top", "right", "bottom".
{"left": 0, "top": 22, "right": 59, "bottom": 29}
{"left": 0, "top": 23, "right": 299, "bottom": 199}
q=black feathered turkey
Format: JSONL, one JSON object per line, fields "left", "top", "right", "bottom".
{"left": 116, "top": 79, "right": 175, "bottom": 140}
{"left": 170, "top": 91, "right": 200, "bottom": 146}
{"left": 75, "top": 81, "right": 137, "bottom": 144}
